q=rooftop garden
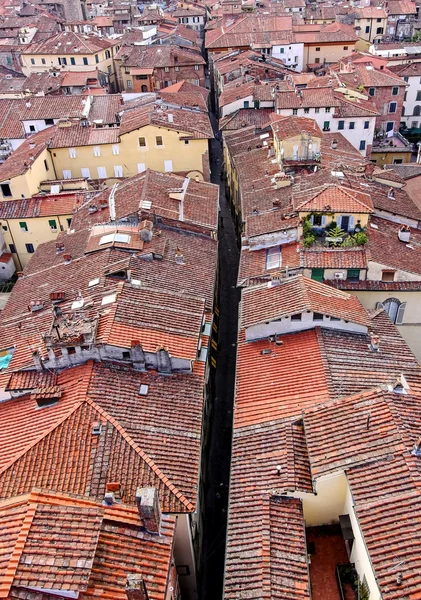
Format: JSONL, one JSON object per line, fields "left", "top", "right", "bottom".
{"left": 302, "top": 216, "right": 368, "bottom": 249}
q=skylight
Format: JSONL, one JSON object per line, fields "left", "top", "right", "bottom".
{"left": 99, "top": 233, "right": 131, "bottom": 245}
{"left": 101, "top": 293, "right": 117, "bottom": 306}
{"left": 99, "top": 233, "right": 115, "bottom": 245}
{"left": 88, "top": 277, "right": 100, "bottom": 287}
{"left": 139, "top": 384, "right": 149, "bottom": 396}
{"left": 141, "top": 200, "right": 152, "bottom": 209}
{"left": 71, "top": 298, "right": 84, "bottom": 310}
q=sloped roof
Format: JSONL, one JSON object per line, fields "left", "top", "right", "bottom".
{"left": 293, "top": 183, "right": 374, "bottom": 213}
{"left": 23, "top": 30, "right": 116, "bottom": 55}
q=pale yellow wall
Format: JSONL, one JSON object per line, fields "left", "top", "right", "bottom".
{"left": 355, "top": 17, "right": 387, "bottom": 43}
{"left": 21, "top": 50, "right": 115, "bottom": 76}
{"left": 0, "top": 149, "right": 54, "bottom": 201}
{"left": 370, "top": 151, "right": 412, "bottom": 167}
{"left": 303, "top": 267, "right": 366, "bottom": 280}
{"left": 51, "top": 125, "right": 209, "bottom": 179}
{"left": 0, "top": 214, "right": 71, "bottom": 269}
{"left": 304, "top": 43, "right": 358, "bottom": 67}
{"left": 274, "top": 133, "right": 322, "bottom": 161}
{"left": 299, "top": 211, "right": 370, "bottom": 229}
{"left": 300, "top": 472, "right": 348, "bottom": 526}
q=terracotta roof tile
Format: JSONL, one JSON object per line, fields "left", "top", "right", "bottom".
{"left": 293, "top": 184, "right": 374, "bottom": 213}
{"left": 302, "top": 248, "right": 367, "bottom": 269}
{"left": 23, "top": 31, "right": 116, "bottom": 55}
{"left": 367, "top": 216, "right": 421, "bottom": 276}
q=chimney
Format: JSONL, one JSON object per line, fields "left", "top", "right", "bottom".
{"left": 63, "top": 254, "right": 72, "bottom": 264}
{"left": 157, "top": 348, "right": 171, "bottom": 374}
{"left": 175, "top": 247, "right": 184, "bottom": 265}
{"left": 136, "top": 487, "right": 161, "bottom": 534}
{"left": 126, "top": 574, "right": 149, "bottom": 600}
{"left": 369, "top": 332, "right": 380, "bottom": 352}
{"left": 29, "top": 142, "right": 35, "bottom": 149}
{"left": 130, "top": 340, "right": 146, "bottom": 371}
{"left": 139, "top": 220, "right": 153, "bottom": 242}
{"left": 398, "top": 224, "right": 411, "bottom": 243}
{"left": 32, "top": 350, "right": 44, "bottom": 371}
{"left": 364, "top": 163, "right": 375, "bottom": 180}
{"left": 388, "top": 187, "right": 395, "bottom": 200}
{"left": 331, "top": 139, "right": 338, "bottom": 150}
{"left": 56, "top": 241, "right": 65, "bottom": 253}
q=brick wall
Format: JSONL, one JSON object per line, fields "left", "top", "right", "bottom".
{"left": 367, "top": 84, "right": 405, "bottom": 132}
{"left": 155, "top": 64, "right": 205, "bottom": 88}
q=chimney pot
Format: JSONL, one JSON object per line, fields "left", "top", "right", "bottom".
{"left": 140, "top": 220, "right": 153, "bottom": 242}
{"left": 369, "top": 332, "right": 380, "bottom": 352}
{"left": 136, "top": 487, "right": 161, "bottom": 534}
{"left": 63, "top": 253, "right": 72, "bottom": 264}
{"left": 32, "top": 350, "right": 44, "bottom": 371}
{"left": 103, "top": 491, "right": 115, "bottom": 506}
{"left": 126, "top": 574, "right": 149, "bottom": 600}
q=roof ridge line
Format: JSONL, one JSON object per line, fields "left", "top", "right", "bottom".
{"left": 85, "top": 397, "right": 195, "bottom": 511}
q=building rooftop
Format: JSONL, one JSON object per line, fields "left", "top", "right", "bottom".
{"left": 23, "top": 30, "right": 117, "bottom": 55}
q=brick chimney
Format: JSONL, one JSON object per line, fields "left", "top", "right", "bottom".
{"left": 125, "top": 574, "right": 149, "bottom": 600}
{"left": 136, "top": 487, "right": 161, "bottom": 534}
{"left": 139, "top": 220, "right": 153, "bottom": 242}
{"left": 130, "top": 340, "right": 146, "bottom": 371}
{"left": 364, "top": 163, "right": 375, "bottom": 180}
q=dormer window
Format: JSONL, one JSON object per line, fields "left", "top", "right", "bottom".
{"left": 313, "top": 312, "right": 323, "bottom": 321}
{"left": 291, "top": 313, "right": 302, "bottom": 321}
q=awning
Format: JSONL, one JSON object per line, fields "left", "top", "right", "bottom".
{"left": 130, "top": 68, "right": 154, "bottom": 75}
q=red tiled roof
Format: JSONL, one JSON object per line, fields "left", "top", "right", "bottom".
{"left": 293, "top": 183, "right": 374, "bottom": 213}
{"left": 23, "top": 30, "right": 116, "bottom": 55}
{"left": 241, "top": 275, "right": 371, "bottom": 329}
{"left": 367, "top": 216, "right": 421, "bottom": 276}
{"left": 238, "top": 242, "right": 301, "bottom": 285}
{"left": 0, "top": 193, "right": 78, "bottom": 219}
{"left": 276, "top": 86, "right": 340, "bottom": 110}
{"left": 271, "top": 115, "right": 322, "bottom": 139}
{"left": 0, "top": 127, "right": 52, "bottom": 182}
{"left": 302, "top": 248, "right": 368, "bottom": 269}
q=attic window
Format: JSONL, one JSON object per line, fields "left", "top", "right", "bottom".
{"left": 102, "top": 293, "right": 117, "bottom": 306}
{"left": 88, "top": 278, "right": 100, "bottom": 287}
{"left": 266, "top": 246, "right": 281, "bottom": 270}
{"left": 139, "top": 384, "right": 149, "bottom": 396}
{"left": 99, "top": 233, "right": 131, "bottom": 245}
{"left": 313, "top": 313, "right": 323, "bottom": 321}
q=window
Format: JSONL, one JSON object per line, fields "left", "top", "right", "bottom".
{"left": 25, "top": 243, "right": 34, "bottom": 254}
{"left": 369, "top": 87, "right": 375, "bottom": 96}
{"left": 156, "top": 136, "right": 163, "bottom": 146}
{"left": 338, "top": 120, "right": 345, "bottom": 130}
{"left": 29, "top": 125, "right": 36, "bottom": 133}
{"left": 137, "top": 163, "right": 146, "bottom": 173}
{"left": 293, "top": 108, "right": 298, "bottom": 115}
{"left": 414, "top": 105, "right": 421, "bottom": 116}
{"left": 389, "top": 102, "right": 397, "bottom": 113}
{"left": 393, "top": 158, "right": 403, "bottom": 164}
{"left": 9, "top": 244, "right": 16, "bottom": 253}
{"left": 1, "top": 183, "right": 12, "bottom": 197}
{"left": 347, "top": 269, "right": 360, "bottom": 282}
{"left": 105, "top": 50, "right": 111, "bottom": 59}
{"left": 184, "top": 140, "right": 190, "bottom": 145}
{"left": 70, "top": 57, "right": 76, "bottom": 65}
{"left": 364, "top": 120, "right": 369, "bottom": 129}
{"left": 69, "top": 147, "right": 77, "bottom": 158}
{"left": 365, "top": 25, "right": 370, "bottom": 33}
{"left": 412, "top": 121, "right": 418, "bottom": 128}
{"left": 49, "top": 219, "right": 57, "bottom": 231}
{"left": 349, "top": 121, "right": 355, "bottom": 129}
{"left": 313, "top": 312, "right": 323, "bottom": 320}
{"left": 315, "top": 107, "right": 320, "bottom": 113}
{"left": 58, "top": 57, "right": 67, "bottom": 65}
{"left": 114, "top": 165, "right": 123, "bottom": 177}
{"left": 304, "top": 107, "right": 310, "bottom": 114}
{"left": 391, "top": 86, "right": 399, "bottom": 96}
{"left": 343, "top": 46, "right": 348, "bottom": 50}
{"left": 359, "top": 140, "right": 366, "bottom": 151}
{"left": 315, "top": 57, "right": 320, "bottom": 64}
{"left": 164, "top": 66, "right": 169, "bottom": 72}
{"left": 95, "top": 54, "right": 99, "bottom": 63}
{"left": 312, "top": 214, "right": 323, "bottom": 226}
{"left": 291, "top": 313, "right": 302, "bottom": 321}
{"left": 194, "top": 64, "right": 199, "bottom": 71}
{"left": 6, "top": 56, "right": 11, "bottom": 66}
{"left": 19, "top": 221, "right": 28, "bottom": 231}
{"left": 97, "top": 166, "right": 107, "bottom": 179}
{"left": 244, "top": 101, "right": 249, "bottom": 108}
{"left": 280, "top": 47, "right": 285, "bottom": 53}
{"left": 416, "top": 91, "right": 421, "bottom": 101}
{"left": 315, "top": 47, "right": 320, "bottom": 51}
{"left": 323, "top": 121, "right": 330, "bottom": 131}
{"left": 112, "top": 144, "right": 120, "bottom": 155}
{"left": 81, "top": 167, "right": 91, "bottom": 178}
{"left": 377, "top": 17, "right": 382, "bottom": 22}
{"left": 45, "top": 118, "right": 54, "bottom": 126}
{"left": 404, "top": 76, "right": 409, "bottom": 82}
{"left": 382, "top": 270, "right": 395, "bottom": 282}
{"left": 376, "top": 27, "right": 384, "bottom": 34}
{"left": 31, "top": 58, "right": 35, "bottom": 65}
{"left": 94, "top": 146, "right": 101, "bottom": 156}
{"left": 2, "top": 225, "right": 7, "bottom": 231}
{"left": 83, "top": 57, "right": 88, "bottom": 65}
{"left": 265, "top": 246, "right": 281, "bottom": 270}
{"left": 326, "top": 107, "right": 331, "bottom": 113}
{"left": 164, "top": 160, "right": 173, "bottom": 172}
{"left": 386, "top": 121, "right": 394, "bottom": 132}
{"left": 62, "top": 170, "right": 72, "bottom": 179}
{"left": 382, "top": 297, "right": 406, "bottom": 324}
{"left": 139, "top": 137, "right": 146, "bottom": 147}
{"left": 311, "top": 268, "right": 324, "bottom": 282}
{"left": 175, "top": 66, "right": 180, "bottom": 72}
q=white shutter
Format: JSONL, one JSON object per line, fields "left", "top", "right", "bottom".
{"left": 349, "top": 215, "right": 354, "bottom": 230}
{"left": 337, "top": 216, "right": 342, "bottom": 228}
{"left": 81, "top": 167, "right": 91, "bottom": 179}
{"left": 112, "top": 144, "right": 120, "bottom": 155}
{"left": 137, "top": 163, "right": 146, "bottom": 173}
{"left": 164, "top": 160, "right": 173, "bottom": 172}
{"left": 69, "top": 147, "right": 76, "bottom": 158}
{"left": 62, "top": 169, "right": 72, "bottom": 179}
{"left": 321, "top": 215, "right": 327, "bottom": 227}
{"left": 94, "top": 146, "right": 101, "bottom": 156}
{"left": 309, "top": 215, "right": 314, "bottom": 225}
{"left": 97, "top": 166, "right": 107, "bottom": 178}
{"left": 114, "top": 165, "right": 123, "bottom": 177}
{"left": 396, "top": 302, "right": 406, "bottom": 325}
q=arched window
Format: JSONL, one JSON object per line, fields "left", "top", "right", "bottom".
{"left": 381, "top": 297, "right": 406, "bottom": 324}
{"left": 414, "top": 105, "right": 421, "bottom": 117}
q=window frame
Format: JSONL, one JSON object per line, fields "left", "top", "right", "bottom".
{"left": 265, "top": 245, "right": 281, "bottom": 270}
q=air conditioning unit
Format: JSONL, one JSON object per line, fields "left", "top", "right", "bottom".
{"left": 334, "top": 272, "right": 344, "bottom": 279}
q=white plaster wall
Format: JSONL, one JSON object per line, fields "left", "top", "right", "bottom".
{"left": 272, "top": 43, "right": 304, "bottom": 72}
{"left": 373, "top": 209, "right": 419, "bottom": 228}
{"left": 248, "top": 228, "right": 298, "bottom": 250}
{"left": 301, "top": 472, "right": 348, "bottom": 526}
{"left": 221, "top": 94, "right": 253, "bottom": 117}
{"left": 343, "top": 484, "right": 383, "bottom": 600}
{"left": 367, "top": 260, "right": 421, "bottom": 282}
{"left": 402, "top": 74, "right": 421, "bottom": 127}
{"left": 173, "top": 513, "right": 198, "bottom": 600}
{"left": 245, "top": 313, "right": 367, "bottom": 341}
{"left": 22, "top": 119, "right": 59, "bottom": 135}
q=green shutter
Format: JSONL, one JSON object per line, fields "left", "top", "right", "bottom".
{"left": 19, "top": 221, "right": 27, "bottom": 231}
{"left": 311, "top": 268, "right": 324, "bottom": 282}
{"left": 347, "top": 269, "right": 360, "bottom": 281}
{"left": 49, "top": 219, "right": 57, "bottom": 229}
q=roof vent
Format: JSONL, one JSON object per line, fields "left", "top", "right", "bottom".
{"left": 261, "top": 348, "right": 272, "bottom": 355}
{"left": 412, "top": 436, "right": 421, "bottom": 456}
{"left": 88, "top": 204, "right": 98, "bottom": 214}
{"left": 369, "top": 332, "right": 380, "bottom": 352}
{"left": 92, "top": 421, "right": 102, "bottom": 435}
{"left": 103, "top": 491, "right": 115, "bottom": 506}
{"left": 140, "top": 220, "right": 153, "bottom": 242}
{"left": 391, "top": 373, "right": 409, "bottom": 395}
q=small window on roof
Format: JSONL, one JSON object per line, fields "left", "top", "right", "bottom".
{"left": 114, "top": 233, "right": 130, "bottom": 243}
{"left": 88, "top": 278, "right": 100, "bottom": 287}
{"left": 313, "top": 312, "right": 323, "bottom": 321}
{"left": 99, "top": 233, "right": 115, "bottom": 245}
{"left": 102, "top": 293, "right": 117, "bottom": 306}
{"left": 139, "top": 384, "right": 149, "bottom": 395}
{"left": 266, "top": 246, "right": 281, "bottom": 270}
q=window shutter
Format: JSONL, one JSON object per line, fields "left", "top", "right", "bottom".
{"left": 349, "top": 215, "right": 354, "bottom": 230}
{"left": 376, "top": 302, "right": 384, "bottom": 309}
{"left": 337, "top": 216, "right": 342, "bottom": 228}
{"left": 321, "top": 215, "right": 327, "bottom": 227}
{"left": 396, "top": 302, "right": 406, "bottom": 325}
{"left": 309, "top": 215, "right": 314, "bottom": 225}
